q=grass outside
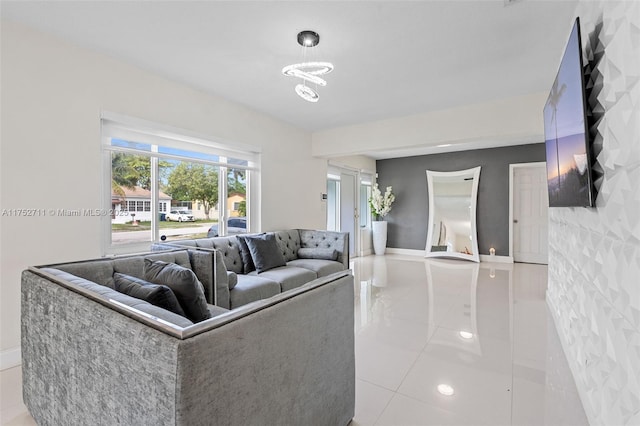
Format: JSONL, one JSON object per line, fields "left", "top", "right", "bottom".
{"left": 112, "top": 219, "right": 217, "bottom": 232}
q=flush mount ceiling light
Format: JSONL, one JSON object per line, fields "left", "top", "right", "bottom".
{"left": 282, "top": 30, "right": 333, "bottom": 103}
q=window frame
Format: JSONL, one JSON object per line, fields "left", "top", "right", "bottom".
{"left": 101, "top": 112, "right": 261, "bottom": 255}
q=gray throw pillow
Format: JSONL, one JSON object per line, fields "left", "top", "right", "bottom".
{"left": 244, "top": 233, "right": 287, "bottom": 274}
{"left": 114, "top": 273, "right": 187, "bottom": 318}
{"left": 297, "top": 248, "right": 338, "bottom": 261}
{"left": 236, "top": 233, "right": 268, "bottom": 274}
{"left": 144, "top": 259, "right": 211, "bottom": 323}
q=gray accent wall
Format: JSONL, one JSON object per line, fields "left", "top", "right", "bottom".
{"left": 376, "top": 143, "right": 546, "bottom": 256}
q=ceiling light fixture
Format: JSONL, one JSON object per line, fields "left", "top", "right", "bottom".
{"left": 282, "top": 30, "right": 333, "bottom": 103}
{"left": 298, "top": 30, "right": 320, "bottom": 47}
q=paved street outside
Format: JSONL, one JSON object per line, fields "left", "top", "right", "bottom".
{"left": 112, "top": 224, "right": 212, "bottom": 244}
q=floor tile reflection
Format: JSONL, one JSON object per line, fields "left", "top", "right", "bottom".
{"left": 352, "top": 254, "right": 588, "bottom": 426}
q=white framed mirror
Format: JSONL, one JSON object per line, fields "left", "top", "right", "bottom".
{"left": 425, "top": 166, "right": 481, "bottom": 263}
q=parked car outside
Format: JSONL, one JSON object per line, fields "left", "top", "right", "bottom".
{"left": 166, "top": 210, "right": 195, "bottom": 222}
{"left": 207, "top": 217, "right": 246, "bottom": 237}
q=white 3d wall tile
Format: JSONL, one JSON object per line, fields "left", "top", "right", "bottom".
{"left": 547, "top": 1, "right": 640, "bottom": 425}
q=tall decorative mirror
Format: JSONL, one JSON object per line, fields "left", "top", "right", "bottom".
{"left": 425, "top": 166, "right": 481, "bottom": 262}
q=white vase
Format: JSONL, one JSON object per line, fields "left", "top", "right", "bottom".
{"left": 372, "top": 220, "right": 388, "bottom": 255}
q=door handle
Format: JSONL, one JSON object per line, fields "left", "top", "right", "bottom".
{"left": 513, "top": 219, "right": 518, "bottom": 223}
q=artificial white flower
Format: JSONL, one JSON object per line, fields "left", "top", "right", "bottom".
{"left": 369, "top": 183, "right": 395, "bottom": 218}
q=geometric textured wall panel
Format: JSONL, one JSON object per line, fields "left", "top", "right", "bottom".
{"left": 547, "top": 1, "right": 640, "bottom": 425}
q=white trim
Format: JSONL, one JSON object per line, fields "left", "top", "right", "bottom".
{"left": 101, "top": 110, "right": 261, "bottom": 154}
{"left": 327, "top": 160, "right": 360, "bottom": 173}
{"left": 509, "top": 162, "right": 546, "bottom": 260}
{"left": 1, "top": 346, "right": 21, "bottom": 371}
{"left": 479, "top": 254, "right": 514, "bottom": 264}
{"left": 385, "top": 247, "right": 426, "bottom": 256}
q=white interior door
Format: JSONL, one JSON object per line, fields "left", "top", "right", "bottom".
{"left": 340, "top": 172, "right": 357, "bottom": 257}
{"left": 513, "top": 165, "right": 549, "bottom": 264}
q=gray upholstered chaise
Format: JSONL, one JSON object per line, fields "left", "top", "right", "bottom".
{"left": 21, "top": 249, "right": 355, "bottom": 425}
{"left": 152, "top": 229, "right": 349, "bottom": 309}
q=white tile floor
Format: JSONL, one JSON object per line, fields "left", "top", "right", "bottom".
{"left": 0, "top": 254, "right": 588, "bottom": 425}
{"left": 351, "top": 255, "right": 588, "bottom": 426}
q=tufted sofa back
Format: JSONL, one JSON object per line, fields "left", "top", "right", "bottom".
{"left": 152, "top": 229, "right": 349, "bottom": 273}
{"left": 299, "top": 230, "right": 349, "bottom": 268}
{"left": 47, "top": 250, "right": 217, "bottom": 303}
{"left": 196, "top": 236, "right": 244, "bottom": 275}
{"left": 274, "top": 230, "right": 303, "bottom": 262}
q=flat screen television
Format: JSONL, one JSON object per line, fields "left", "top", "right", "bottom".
{"left": 543, "top": 17, "right": 595, "bottom": 207}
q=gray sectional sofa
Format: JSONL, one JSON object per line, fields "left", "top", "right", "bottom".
{"left": 21, "top": 248, "right": 355, "bottom": 425}
{"left": 152, "top": 229, "right": 349, "bottom": 310}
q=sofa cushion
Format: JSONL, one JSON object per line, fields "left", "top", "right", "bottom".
{"left": 297, "top": 248, "right": 338, "bottom": 260}
{"left": 287, "top": 259, "right": 346, "bottom": 278}
{"left": 245, "top": 234, "right": 287, "bottom": 273}
{"left": 113, "top": 273, "right": 186, "bottom": 318}
{"left": 41, "top": 268, "right": 194, "bottom": 328}
{"left": 144, "top": 259, "right": 211, "bottom": 323}
{"left": 229, "top": 275, "right": 281, "bottom": 309}
{"left": 248, "top": 266, "right": 317, "bottom": 292}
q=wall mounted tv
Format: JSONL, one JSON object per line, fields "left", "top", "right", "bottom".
{"left": 543, "top": 17, "right": 595, "bottom": 207}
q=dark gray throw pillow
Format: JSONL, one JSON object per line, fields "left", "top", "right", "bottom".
{"left": 114, "top": 273, "right": 187, "bottom": 318}
{"left": 244, "top": 233, "right": 287, "bottom": 274}
{"left": 143, "top": 259, "right": 211, "bottom": 323}
{"left": 236, "top": 235, "right": 257, "bottom": 274}
{"left": 297, "top": 248, "right": 338, "bottom": 261}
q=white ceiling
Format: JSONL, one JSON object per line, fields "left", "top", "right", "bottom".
{"left": 1, "top": 0, "right": 577, "bottom": 155}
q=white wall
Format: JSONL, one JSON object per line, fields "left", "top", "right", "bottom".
{"left": 311, "top": 92, "right": 547, "bottom": 158}
{"left": 546, "top": 2, "right": 640, "bottom": 425}
{"left": 0, "top": 22, "right": 327, "bottom": 358}
{"left": 330, "top": 155, "right": 377, "bottom": 174}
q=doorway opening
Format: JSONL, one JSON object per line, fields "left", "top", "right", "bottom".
{"left": 326, "top": 165, "right": 374, "bottom": 258}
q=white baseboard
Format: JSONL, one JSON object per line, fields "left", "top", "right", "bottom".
{"left": 384, "top": 248, "right": 426, "bottom": 257}
{"left": 479, "top": 254, "right": 514, "bottom": 264}
{"left": 1, "top": 346, "right": 21, "bottom": 371}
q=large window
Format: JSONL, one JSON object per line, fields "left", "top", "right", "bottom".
{"left": 102, "top": 114, "right": 259, "bottom": 254}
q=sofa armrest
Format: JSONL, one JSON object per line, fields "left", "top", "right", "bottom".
{"left": 185, "top": 247, "right": 233, "bottom": 309}
{"left": 212, "top": 249, "right": 231, "bottom": 309}
{"left": 21, "top": 270, "right": 182, "bottom": 425}
{"left": 151, "top": 245, "right": 231, "bottom": 309}
{"left": 151, "top": 242, "right": 174, "bottom": 251}
{"left": 299, "top": 230, "right": 349, "bottom": 269}
{"left": 174, "top": 271, "right": 355, "bottom": 424}
{"left": 185, "top": 250, "right": 215, "bottom": 304}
